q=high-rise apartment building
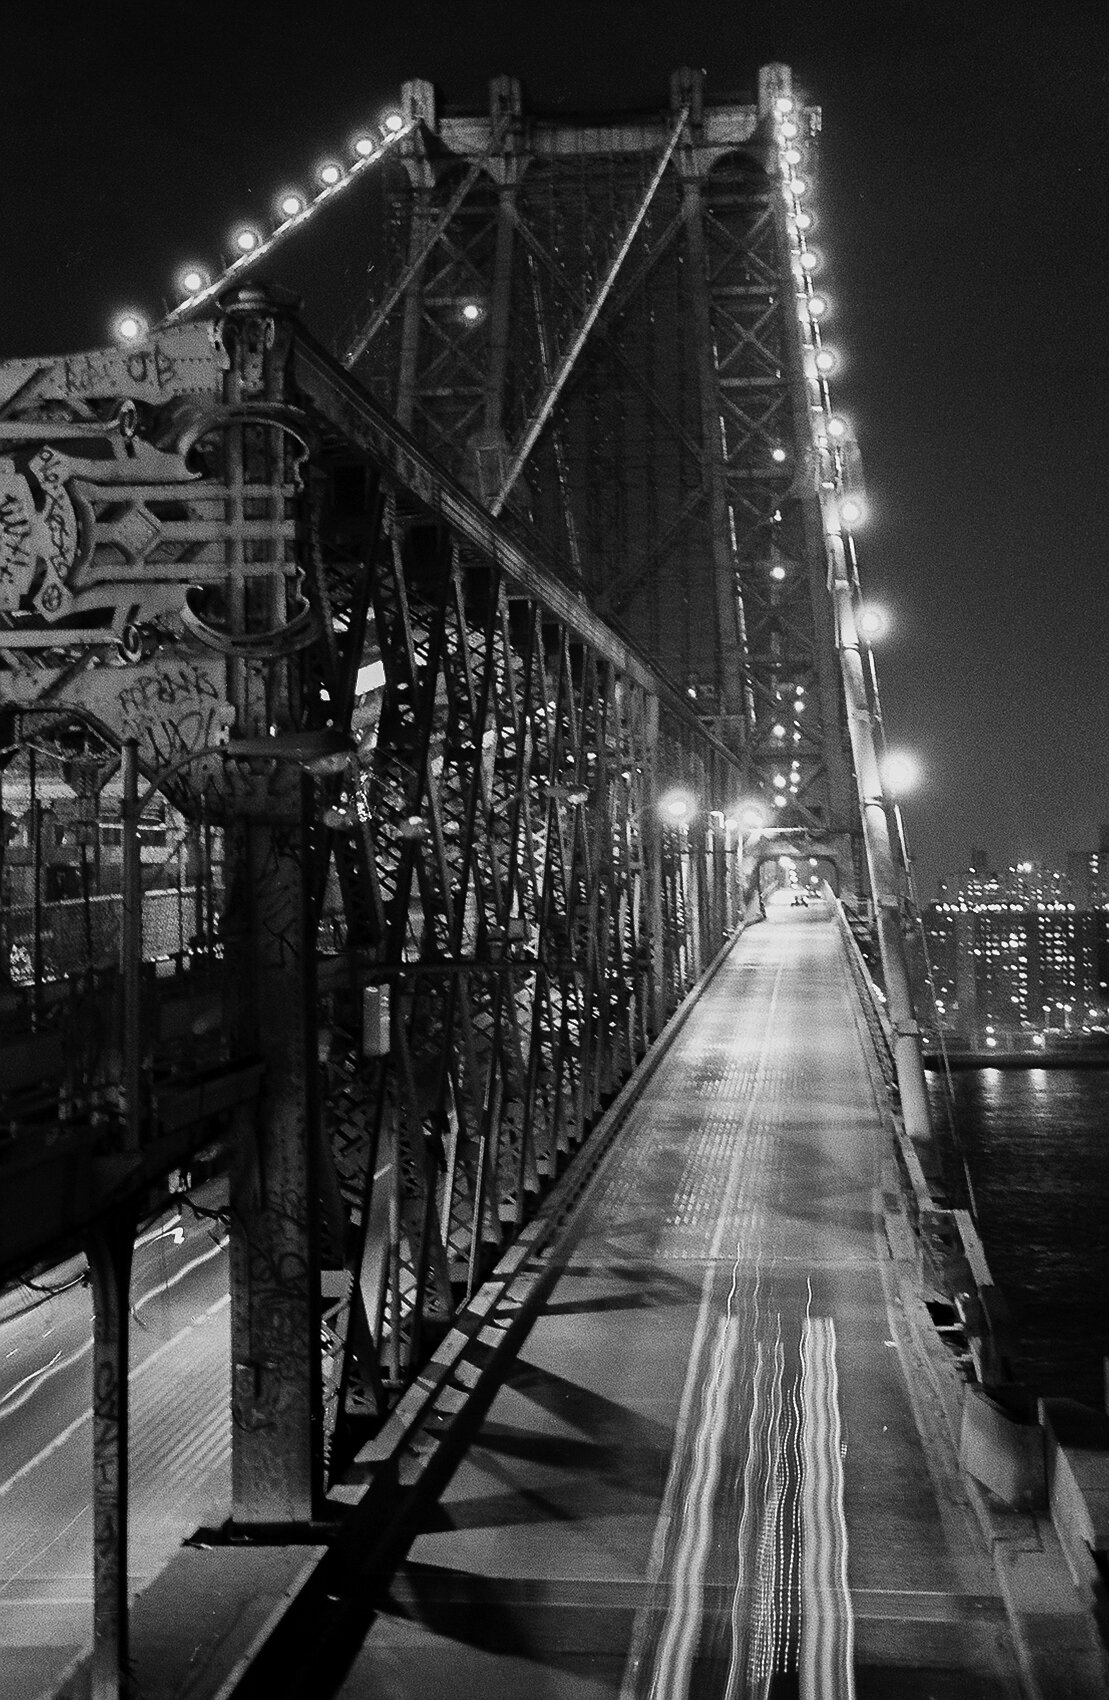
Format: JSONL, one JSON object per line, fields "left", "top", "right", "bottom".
{"left": 924, "top": 847, "right": 1109, "bottom": 1043}
{"left": 1066, "top": 825, "right": 1109, "bottom": 910}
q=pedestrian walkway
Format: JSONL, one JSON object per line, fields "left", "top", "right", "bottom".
{"left": 334, "top": 910, "right": 1028, "bottom": 1697}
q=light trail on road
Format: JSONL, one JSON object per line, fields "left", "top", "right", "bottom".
{"left": 0, "top": 1195, "right": 232, "bottom": 1699}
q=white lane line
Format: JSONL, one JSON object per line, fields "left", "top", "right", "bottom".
{"left": 0, "top": 1294, "right": 230, "bottom": 1499}
{"left": 0, "top": 1237, "right": 227, "bottom": 1426}
{"left": 0, "top": 1349, "right": 64, "bottom": 1408}
{"left": 799, "top": 1313, "right": 855, "bottom": 1700}
{"left": 0, "top": 1503, "right": 90, "bottom": 1596}
{"left": 134, "top": 1213, "right": 183, "bottom": 1251}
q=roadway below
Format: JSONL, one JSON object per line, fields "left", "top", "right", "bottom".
{"left": 333, "top": 907, "right": 1027, "bottom": 1698}
{"left": 0, "top": 1185, "right": 230, "bottom": 1700}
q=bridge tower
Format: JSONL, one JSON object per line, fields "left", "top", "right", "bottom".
{"left": 344, "top": 64, "right": 860, "bottom": 882}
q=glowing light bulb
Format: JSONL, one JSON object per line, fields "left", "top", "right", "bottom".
{"left": 807, "top": 295, "right": 828, "bottom": 319}
{"left": 353, "top": 136, "right": 376, "bottom": 158}
{"left": 772, "top": 724, "right": 786, "bottom": 738}
{"left": 770, "top": 564, "right": 787, "bottom": 581}
{"left": 783, "top": 147, "right": 803, "bottom": 167}
{"left": 787, "top": 177, "right": 808, "bottom": 199}
{"left": 839, "top": 496, "right": 864, "bottom": 528}
{"left": 793, "top": 210, "right": 814, "bottom": 232}
{"left": 881, "top": 749, "right": 920, "bottom": 795}
{"left": 233, "top": 227, "right": 260, "bottom": 254}
{"left": 383, "top": 112, "right": 405, "bottom": 134}
{"left": 771, "top": 446, "right": 787, "bottom": 463}
{"left": 780, "top": 120, "right": 799, "bottom": 140}
{"left": 318, "top": 163, "right": 342, "bottom": 187}
{"left": 659, "top": 787, "right": 695, "bottom": 824}
{"left": 799, "top": 250, "right": 819, "bottom": 272}
{"left": 461, "top": 301, "right": 482, "bottom": 323}
{"left": 825, "top": 415, "right": 848, "bottom": 440}
{"left": 775, "top": 97, "right": 794, "bottom": 115}
{"left": 773, "top": 794, "right": 788, "bottom": 809}
{"left": 114, "top": 311, "right": 148, "bottom": 343}
{"left": 279, "top": 193, "right": 305, "bottom": 220}
{"left": 814, "top": 348, "right": 837, "bottom": 375}
{"left": 178, "top": 267, "right": 208, "bottom": 296}
{"left": 857, "top": 603, "right": 888, "bottom": 640}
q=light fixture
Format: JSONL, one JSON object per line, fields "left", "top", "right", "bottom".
{"left": 353, "top": 135, "right": 376, "bottom": 158}
{"left": 382, "top": 112, "right": 405, "bottom": 134}
{"left": 278, "top": 192, "right": 305, "bottom": 220}
{"left": 783, "top": 147, "right": 803, "bottom": 168}
{"left": 814, "top": 348, "right": 837, "bottom": 375}
{"left": 318, "top": 162, "right": 343, "bottom": 188}
{"left": 857, "top": 603, "right": 888, "bottom": 640}
{"left": 114, "top": 311, "right": 149, "bottom": 343}
{"left": 233, "top": 227, "right": 261, "bottom": 254}
{"left": 177, "top": 267, "right": 208, "bottom": 296}
{"left": 659, "top": 787, "right": 696, "bottom": 825}
{"left": 793, "top": 210, "right": 814, "bottom": 232}
{"left": 839, "top": 496, "right": 865, "bottom": 528}
{"left": 461, "top": 301, "right": 482, "bottom": 323}
{"left": 880, "top": 749, "right": 921, "bottom": 795}
{"left": 806, "top": 295, "right": 828, "bottom": 319}
{"left": 825, "top": 415, "right": 848, "bottom": 440}
{"left": 775, "top": 97, "right": 793, "bottom": 115}
{"left": 771, "top": 446, "right": 787, "bottom": 463}
{"left": 799, "top": 251, "right": 819, "bottom": 272}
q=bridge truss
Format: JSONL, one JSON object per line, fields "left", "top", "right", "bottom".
{"left": 0, "top": 63, "right": 932, "bottom": 1696}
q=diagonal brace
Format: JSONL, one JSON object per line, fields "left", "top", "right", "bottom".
{"left": 344, "top": 120, "right": 509, "bottom": 369}
{"left": 490, "top": 107, "right": 689, "bottom": 518}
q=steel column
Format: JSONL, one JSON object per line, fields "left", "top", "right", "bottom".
{"left": 86, "top": 1209, "right": 135, "bottom": 1700}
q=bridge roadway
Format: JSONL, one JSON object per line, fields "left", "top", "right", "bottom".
{"left": 329, "top": 905, "right": 1025, "bottom": 1699}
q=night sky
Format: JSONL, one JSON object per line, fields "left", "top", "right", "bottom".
{"left": 4, "top": 1, "right": 1106, "bottom": 893}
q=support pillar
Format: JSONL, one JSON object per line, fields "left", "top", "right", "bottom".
{"left": 681, "top": 172, "right": 748, "bottom": 753}
{"left": 120, "top": 740, "right": 142, "bottom": 1152}
{"left": 829, "top": 535, "right": 938, "bottom": 1178}
{"left": 642, "top": 700, "right": 666, "bottom": 1036}
{"left": 86, "top": 1210, "right": 135, "bottom": 1700}
{"left": 226, "top": 779, "right": 321, "bottom": 1525}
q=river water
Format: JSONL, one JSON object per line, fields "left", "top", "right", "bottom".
{"left": 927, "top": 1068, "right": 1109, "bottom": 1411}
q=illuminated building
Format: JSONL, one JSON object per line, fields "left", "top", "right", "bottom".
{"left": 1066, "top": 825, "right": 1109, "bottom": 910}
{"left": 925, "top": 848, "right": 1109, "bottom": 1043}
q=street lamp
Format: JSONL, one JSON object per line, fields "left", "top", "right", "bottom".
{"left": 857, "top": 603, "right": 889, "bottom": 642}
{"left": 880, "top": 749, "right": 920, "bottom": 797}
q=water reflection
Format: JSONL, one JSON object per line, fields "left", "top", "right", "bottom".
{"left": 927, "top": 1068, "right": 1109, "bottom": 1406}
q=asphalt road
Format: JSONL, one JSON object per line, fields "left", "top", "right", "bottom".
{"left": 334, "top": 909, "right": 1026, "bottom": 1698}
{"left": 0, "top": 1185, "right": 230, "bottom": 1699}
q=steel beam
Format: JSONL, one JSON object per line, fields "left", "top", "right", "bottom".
{"left": 85, "top": 1208, "right": 135, "bottom": 1700}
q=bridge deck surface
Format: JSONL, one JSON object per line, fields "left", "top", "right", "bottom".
{"left": 337, "top": 909, "right": 1024, "bottom": 1698}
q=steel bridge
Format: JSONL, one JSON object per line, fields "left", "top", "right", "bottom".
{"left": 2, "top": 64, "right": 1106, "bottom": 1700}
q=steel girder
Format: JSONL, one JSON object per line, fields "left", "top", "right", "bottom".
{"left": 350, "top": 70, "right": 858, "bottom": 866}
{"left": 0, "top": 292, "right": 742, "bottom": 1490}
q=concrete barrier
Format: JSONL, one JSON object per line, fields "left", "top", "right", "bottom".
{"left": 959, "top": 1384, "right": 1046, "bottom": 1512}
